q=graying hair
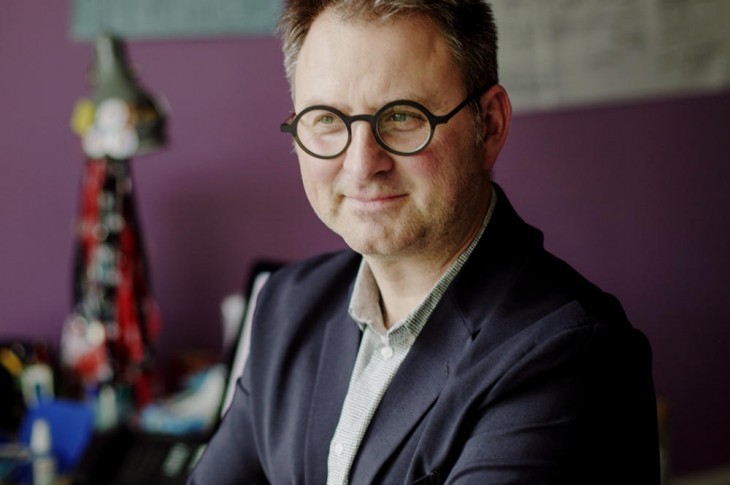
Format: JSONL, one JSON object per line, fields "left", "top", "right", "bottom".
{"left": 277, "top": 0, "right": 499, "bottom": 97}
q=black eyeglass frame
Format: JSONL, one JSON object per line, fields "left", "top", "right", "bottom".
{"left": 280, "top": 84, "right": 492, "bottom": 159}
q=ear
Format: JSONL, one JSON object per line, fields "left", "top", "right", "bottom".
{"left": 478, "top": 84, "right": 512, "bottom": 171}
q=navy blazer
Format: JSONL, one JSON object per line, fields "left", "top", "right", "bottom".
{"left": 189, "top": 185, "right": 659, "bottom": 484}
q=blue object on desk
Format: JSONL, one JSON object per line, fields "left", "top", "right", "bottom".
{"left": 19, "top": 399, "right": 94, "bottom": 474}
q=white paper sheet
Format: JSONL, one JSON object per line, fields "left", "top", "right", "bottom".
{"left": 491, "top": 0, "right": 730, "bottom": 112}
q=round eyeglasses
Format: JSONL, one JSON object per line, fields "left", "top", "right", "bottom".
{"left": 280, "top": 85, "right": 490, "bottom": 159}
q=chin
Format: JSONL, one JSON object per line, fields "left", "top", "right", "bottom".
{"left": 344, "top": 239, "right": 392, "bottom": 257}
{"left": 342, "top": 227, "right": 427, "bottom": 259}
{"left": 327, "top": 215, "right": 426, "bottom": 258}
{"left": 340, "top": 232, "right": 399, "bottom": 257}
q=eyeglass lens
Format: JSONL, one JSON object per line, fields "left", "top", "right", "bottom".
{"left": 296, "top": 104, "right": 432, "bottom": 158}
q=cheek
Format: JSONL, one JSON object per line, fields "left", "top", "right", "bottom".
{"left": 298, "top": 157, "right": 339, "bottom": 200}
{"left": 407, "top": 138, "right": 484, "bottom": 203}
{"left": 404, "top": 143, "right": 461, "bottom": 190}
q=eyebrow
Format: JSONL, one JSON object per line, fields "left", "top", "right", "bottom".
{"left": 295, "top": 91, "right": 442, "bottom": 114}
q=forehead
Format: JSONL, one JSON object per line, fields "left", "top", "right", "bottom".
{"left": 293, "top": 9, "right": 463, "bottom": 110}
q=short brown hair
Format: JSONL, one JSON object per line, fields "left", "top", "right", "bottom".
{"left": 277, "top": 0, "right": 499, "bottom": 96}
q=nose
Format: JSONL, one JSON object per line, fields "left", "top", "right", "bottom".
{"left": 342, "top": 122, "right": 394, "bottom": 179}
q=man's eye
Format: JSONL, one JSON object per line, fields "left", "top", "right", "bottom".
{"left": 380, "top": 107, "right": 426, "bottom": 130}
{"left": 300, "top": 110, "right": 345, "bottom": 133}
{"left": 318, "top": 114, "right": 336, "bottom": 124}
{"left": 313, "top": 113, "right": 346, "bottom": 129}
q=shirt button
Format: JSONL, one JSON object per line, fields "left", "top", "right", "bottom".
{"left": 334, "top": 442, "right": 344, "bottom": 456}
{"left": 380, "top": 346, "right": 393, "bottom": 359}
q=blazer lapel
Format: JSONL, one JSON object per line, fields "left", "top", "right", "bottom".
{"left": 303, "top": 306, "right": 362, "bottom": 484}
{"left": 349, "top": 294, "right": 475, "bottom": 484}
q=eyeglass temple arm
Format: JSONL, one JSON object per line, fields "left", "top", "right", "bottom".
{"left": 280, "top": 113, "right": 297, "bottom": 133}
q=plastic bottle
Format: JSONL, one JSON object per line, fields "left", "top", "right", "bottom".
{"left": 30, "top": 418, "right": 56, "bottom": 485}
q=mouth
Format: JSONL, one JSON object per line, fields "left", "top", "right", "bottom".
{"left": 345, "top": 193, "right": 407, "bottom": 210}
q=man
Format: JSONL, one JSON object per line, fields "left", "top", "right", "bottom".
{"left": 189, "top": 0, "right": 659, "bottom": 483}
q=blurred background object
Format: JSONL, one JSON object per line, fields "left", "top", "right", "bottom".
{"left": 63, "top": 33, "right": 167, "bottom": 415}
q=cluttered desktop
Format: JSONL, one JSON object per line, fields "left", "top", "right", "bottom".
{"left": 0, "top": 262, "right": 273, "bottom": 485}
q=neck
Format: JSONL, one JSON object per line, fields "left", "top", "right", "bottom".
{"left": 367, "top": 257, "right": 449, "bottom": 328}
{"left": 366, "top": 196, "right": 490, "bottom": 328}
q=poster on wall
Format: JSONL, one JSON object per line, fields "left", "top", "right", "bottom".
{"left": 71, "top": 0, "right": 280, "bottom": 40}
{"left": 491, "top": 0, "right": 730, "bottom": 112}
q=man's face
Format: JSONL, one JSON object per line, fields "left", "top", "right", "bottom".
{"left": 292, "top": 9, "right": 494, "bottom": 264}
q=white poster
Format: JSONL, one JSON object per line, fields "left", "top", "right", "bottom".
{"left": 491, "top": 0, "right": 730, "bottom": 112}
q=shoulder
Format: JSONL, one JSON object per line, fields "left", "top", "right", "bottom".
{"left": 252, "top": 249, "right": 361, "bottom": 326}
{"left": 264, "top": 249, "right": 361, "bottom": 300}
{"left": 454, "top": 190, "right": 632, "bottom": 341}
{"left": 270, "top": 249, "right": 361, "bottom": 287}
{"left": 451, "top": 186, "right": 648, "bottom": 366}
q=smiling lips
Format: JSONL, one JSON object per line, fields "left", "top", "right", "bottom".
{"left": 345, "top": 193, "right": 407, "bottom": 210}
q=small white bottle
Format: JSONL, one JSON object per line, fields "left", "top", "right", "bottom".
{"left": 30, "top": 418, "right": 56, "bottom": 485}
{"left": 95, "top": 384, "right": 118, "bottom": 431}
{"left": 20, "top": 363, "right": 54, "bottom": 407}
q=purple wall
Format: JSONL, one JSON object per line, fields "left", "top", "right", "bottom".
{"left": 2, "top": 2, "right": 728, "bottom": 476}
